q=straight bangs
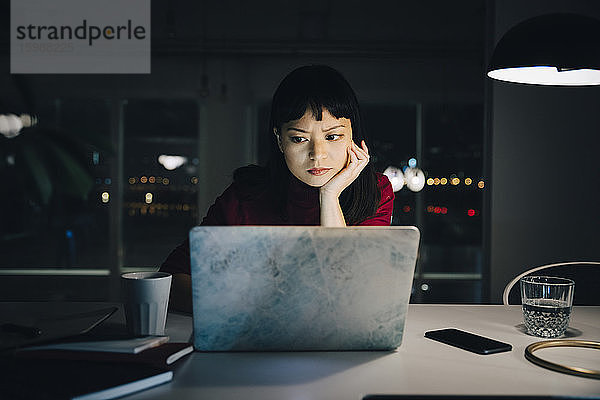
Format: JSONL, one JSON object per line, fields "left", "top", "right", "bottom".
{"left": 275, "top": 94, "right": 355, "bottom": 127}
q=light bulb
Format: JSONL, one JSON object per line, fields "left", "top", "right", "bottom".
{"left": 404, "top": 167, "right": 426, "bottom": 192}
{"left": 158, "top": 155, "right": 187, "bottom": 170}
{"left": 0, "top": 114, "right": 38, "bottom": 138}
{"left": 383, "top": 166, "right": 405, "bottom": 192}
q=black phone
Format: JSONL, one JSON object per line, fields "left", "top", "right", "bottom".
{"left": 424, "top": 328, "right": 512, "bottom": 355}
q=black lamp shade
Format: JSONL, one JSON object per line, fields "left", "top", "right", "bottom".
{"left": 488, "top": 13, "right": 600, "bottom": 86}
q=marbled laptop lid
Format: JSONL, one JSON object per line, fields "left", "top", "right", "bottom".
{"left": 189, "top": 226, "right": 419, "bottom": 351}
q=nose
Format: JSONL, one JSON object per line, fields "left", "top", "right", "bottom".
{"left": 309, "top": 140, "right": 328, "bottom": 161}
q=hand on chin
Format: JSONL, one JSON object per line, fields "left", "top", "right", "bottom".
{"left": 319, "top": 140, "right": 370, "bottom": 199}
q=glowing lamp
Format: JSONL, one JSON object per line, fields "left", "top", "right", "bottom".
{"left": 404, "top": 167, "right": 426, "bottom": 192}
{"left": 488, "top": 14, "right": 600, "bottom": 86}
{"left": 158, "top": 155, "right": 187, "bottom": 171}
{"left": 383, "top": 166, "right": 405, "bottom": 192}
{"left": 0, "top": 114, "right": 37, "bottom": 138}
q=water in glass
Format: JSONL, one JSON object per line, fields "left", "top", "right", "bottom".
{"left": 522, "top": 298, "right": 571, "bottom": 338}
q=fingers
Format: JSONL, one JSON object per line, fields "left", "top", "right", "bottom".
{"left": 346, "top": 146, "right": 352, "bottom": 167}
{"left": 350, "top": 145, "right": 359, "bottom": 161}
{"left": 322, "top": 140, "right": 370, "bottom": 197}
{"left": 344, "top": 140, "right": 370, "bottom": 179}
{"left": 348, "top": 140, "right": 370, "bottom": 164}
{"left": 361, "top": 140, "right": 369, "bottom": 154}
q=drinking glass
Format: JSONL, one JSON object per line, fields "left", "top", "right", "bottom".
{"left": 520, "top": 276, "right": 574, "bottom": 338}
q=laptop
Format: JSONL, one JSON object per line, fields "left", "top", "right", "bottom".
{"left": 189, "top": 226, "right": 420, "bottom": 351}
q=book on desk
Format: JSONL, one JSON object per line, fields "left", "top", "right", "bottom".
{"left": 17, "top": 340, "right": 194, "bottom": 368}
{"left": 1, "top": 337, "right": 193, "bottom": 400}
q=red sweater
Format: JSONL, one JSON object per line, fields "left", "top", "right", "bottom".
{"left": 160, "top": 172, "right": 394, "bottom": 275}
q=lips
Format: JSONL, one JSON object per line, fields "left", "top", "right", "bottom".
{"left": 307, "top": 168, "right": 332, "bottom": 176}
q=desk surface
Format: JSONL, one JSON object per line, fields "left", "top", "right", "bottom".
{"left": 129, "top": 305, "right": 600, "bottom": 399}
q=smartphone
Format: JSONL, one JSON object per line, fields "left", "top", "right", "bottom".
{"left": 424, "top": 328, "right": 512, "bottom": 355}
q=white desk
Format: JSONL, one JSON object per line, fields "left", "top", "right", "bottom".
{"left": 132, "top": 305, "right": 600, "bottom": 399}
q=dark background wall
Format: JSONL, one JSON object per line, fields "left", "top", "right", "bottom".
{"left": 489, "top": 0, "right": 600, "bottom": 302}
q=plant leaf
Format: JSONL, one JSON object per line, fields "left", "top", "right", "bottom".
{"left": 44, "top": 139, "right": 93, "bottom": 199}
{"left": 20, "top": 146, "right": 53, "bottom": 204}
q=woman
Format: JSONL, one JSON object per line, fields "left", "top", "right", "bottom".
{"left": 161, "top": 65, "right": 394, "bottom": 312}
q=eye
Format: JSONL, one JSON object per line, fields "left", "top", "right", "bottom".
{"left": 325, "top": 134, "right": 343, "bottom": 141}
{"left": 290, "top": 136, "right": 307, "bottom": 144}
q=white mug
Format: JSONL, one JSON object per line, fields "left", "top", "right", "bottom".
{"left": 122, "top": 271, "right": 172, "bottom": 336}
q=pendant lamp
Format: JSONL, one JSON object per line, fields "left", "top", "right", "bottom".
{"left": 487, "top": 13, "right": 600, "bottom": 86}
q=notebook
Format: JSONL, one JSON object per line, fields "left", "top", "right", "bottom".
{"left": 17, "top": 342, "right": 194, "bottom": 369}
{"left": 0, "top": 357, "right": 172, "bottom": 400}
{"left": 189, "top": 226, "right": 420, "bottom": 351}
{"left": 20, "top": 335, "right": 170, "bottom": 354}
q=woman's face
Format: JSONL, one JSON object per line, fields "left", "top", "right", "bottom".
{"left": 277, "top": 108, "right": 352, "bottom": 187}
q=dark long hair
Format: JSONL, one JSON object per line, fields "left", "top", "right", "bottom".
{"left": 234, "top": 65, "right": 380, "bottom": 225}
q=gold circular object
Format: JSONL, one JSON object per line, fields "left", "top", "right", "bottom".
{"left": 525, "top": 340, "right": 600, "bottom": 379}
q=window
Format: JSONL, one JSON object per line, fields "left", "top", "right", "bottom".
{"left": 0, "top": 98, "right": 199, "bottom": 301}
{"left": 365, "top": 103, "right": 484, "bottom": 303}
{"left": 122, "top": 100, "right": 199, "bottom": 268}
{"left": 0, "top": 98, "right": 111, "bottom": 269}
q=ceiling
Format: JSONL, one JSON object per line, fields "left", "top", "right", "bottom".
{"left": 0, "top": 1, "right": 485, "bottom": 57}
{"left": 150, "top": 0, "right": 485, "bottom": 57}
